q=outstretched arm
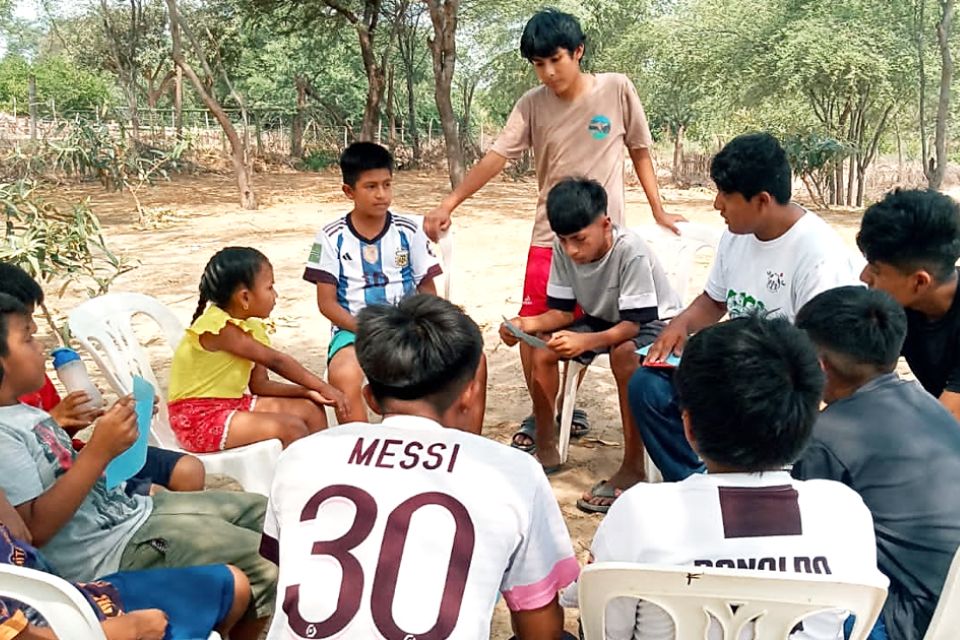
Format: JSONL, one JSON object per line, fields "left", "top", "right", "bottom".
{"left": 424, "top": 151, "right": 508, "bottom": 241}
{"left": 629, "top": 147, "right": 686, "bottom": 234}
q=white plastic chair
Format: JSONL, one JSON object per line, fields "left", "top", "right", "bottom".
{"left": 68, "top": 292, "right": 282, "bottom": 496}
{"left": 407, "top": 213, "right": 454, "bottom": 300}
{"left": 923, "top": 545, "right": 960, "bottom": 639}
{"left": 578, "top": 562, "right": 889, "bottom": 640}
{"left": 556, "top": 222, "right": 723, "bottom": 467}
{"left": 0, "top": 563, "right": 222, "bottom": 639}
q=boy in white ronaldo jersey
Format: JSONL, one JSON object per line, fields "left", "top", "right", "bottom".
{"left": 261, "top": 295, "right": 579, "bottom": 640}
{"left": 305, "top": 142, "right": 445, "bottom": 424}
{"left": 562, "top": 315, "right": 885, "bottom": 640}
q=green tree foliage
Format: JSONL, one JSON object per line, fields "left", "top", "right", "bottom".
{"left": 0, "top": 54, "right": 114, "bottom": 113}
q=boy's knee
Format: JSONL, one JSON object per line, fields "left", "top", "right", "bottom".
{"left": 170, "top": 454, "right": 206, "bottom": 492}
{"left": 272, "top": 418, "right": 309, "bottom": 446}
{"left": 611, "top": 341, "right": 640, "bottom": 378}
{"left": 329, "top": 358, "right": 365, "bottom": 388}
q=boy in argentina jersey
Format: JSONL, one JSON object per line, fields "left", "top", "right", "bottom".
{"left": 562, "top": 315, "right": 885, "bottom": 640}
{"left": 304, "top": 142, "right": 443, "bottom": 423}
{"left": 261, "top": 295, "right": 579, "bottom": 640}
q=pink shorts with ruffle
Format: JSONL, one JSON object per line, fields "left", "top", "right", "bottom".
{"left": 168, "top": 395, "right": 257, "bottom": 453}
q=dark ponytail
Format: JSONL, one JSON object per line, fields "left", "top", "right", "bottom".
{"left": 192, "top": 247, "right": 270, "bottom": 322}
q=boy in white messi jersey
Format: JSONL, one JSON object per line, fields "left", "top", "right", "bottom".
{"left": 561, "top": 314, "right": 885, "bottom": 640}
{"left": 305, "top": 142, "right": 482, "bottom": 426}
{"left": 261, "top": 295, "right": 579, "bottom": 639}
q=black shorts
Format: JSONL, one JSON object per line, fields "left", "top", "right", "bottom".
{"left": 124, "top": 446, "right": 187, "bottom": 496}
{"left": 565, "top": 316, "right": 667, "bottom": 365}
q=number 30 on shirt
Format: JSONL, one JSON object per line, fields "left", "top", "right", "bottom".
{"left": 283, "top": 484, "right": 475, "bottom": 639}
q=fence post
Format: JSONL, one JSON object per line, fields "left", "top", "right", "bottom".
{"left": 428, "top": 120, "right": 433, "bottom": 145}
{"left": 480, "top": 123, "right": 484, "bottom": 150}
{"left": 343, "top": 126, "right": 348, "bottom": 148}
{"left": 377, "top": 120, "right": 382, "bottom": 144}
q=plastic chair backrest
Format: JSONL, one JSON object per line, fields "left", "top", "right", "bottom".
{"left": 579, "top": 562, "right": 889, "bottom": 640}
{"left": 0, "top": 564, "right": 107, "bottom": 639}
{"left": 635, "top": 222, "right": 723, "bottom": 302}
{"left": 407, "top": 214, "right": 453, "bottom": 300}
{"left": 923, "top": 545, "right": 960, "bottom": 639}
{"left": 68, "top": 292, "right": 185, "bottom": 450}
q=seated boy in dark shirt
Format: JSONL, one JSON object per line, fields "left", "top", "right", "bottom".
{"left": 857, "top": 188, "right": 960, "bottom": 420}
{"left": 793, "top": 286, "right": 960, "bottom": 640}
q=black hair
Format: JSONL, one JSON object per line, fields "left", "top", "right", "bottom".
{"left": 675, "top": 314, "right": 824, "bottom": 471}
{"left": 546, "top": 177, "right": 607, "bottom": 236}
{"left": 193, "top": 247, "right": 270, "bottom": 322}
{"left": 355, "top": 294, "right": 483, "bottom": 414}
{"left": 710, "top": 132, "right": 792, "bottom": 205}
{"left": 857, "top": 188, "right": 960, "bottom": 282}
{"left": 796, "top": 286, "right": 907, "bottom": 379}
{"left": 0, "top": 262, "right": 44, "bottom": 306}
{"left": 0, "top": 292, "right": 29, "bottom": 387}
{"left": 339, "top": 142, "right": 394, "bottom": 188}
{"left": 519, "top": 8, "right": 586, "bottom": 61}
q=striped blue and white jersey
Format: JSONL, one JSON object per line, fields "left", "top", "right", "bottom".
{"left": 303, "top": 212, "right": 442, "bottom": 333}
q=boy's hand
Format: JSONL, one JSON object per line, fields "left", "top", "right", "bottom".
{"left": 645, "top": 321, "right": 688, "bottom": 363}
{"left": 130, "top": 609, "right": 168, "bottom": 640}
{"left": 307, "top": 388, "right": 351, "bottom": 424}
{"left": 49, "top": 391, "right": 104, "bottom": 429}
{"left": 653, "top": 209, "right": 687, "bottom": 236}
{"left": 86, "top": 396, "right": 138, "bottom": 462}
{"left": 424, "top": 205, "right": 452, "bottom": 242}
{"left": 499, "top": 316, "right": 523, "bottom": 347}
{"left": 547, "top": 331, "right": 593, "bottom": 359}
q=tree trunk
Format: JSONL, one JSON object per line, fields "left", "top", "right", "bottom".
{"left": 672, "top": 124, "right": 685, "bottom": 181}
{"left": 28, "top": 74, "right": 37, "bottom": 142}
{"left": 291, "top": 75, "right": 307, "bottom": 159}
{"left": 930, "top": 0, "right": 954, "bottom": 190}
{"left": 406, "top": 64, "right": 421, "bottom": 165}
{"left": 426, "top": 0, "right": 465, "bottom": 188}
{"left": 166, "top": 0, "right": 256, "bottom": 209}
{"left": 357, "top": 27, "right": 383, "bottom": 141}
{"left": 386, "top": 64, "right": 397, "bottom": 146}
{"left": 174, "top": 65, "right": 183, "bottom": 139}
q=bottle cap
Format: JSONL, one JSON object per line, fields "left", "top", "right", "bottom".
{"left": 51, "top": 347, "right": 81, "bottom": 369}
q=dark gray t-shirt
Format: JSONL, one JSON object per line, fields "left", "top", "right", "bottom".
{"left": 792, "top": 374, "right": 960, "bottom": 640}
{"left": 546, "top": 226, "right": 681, "bottom": 324}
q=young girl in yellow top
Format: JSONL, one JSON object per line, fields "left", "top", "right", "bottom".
{"left": 168, "top": 247, "right": 349, "bottom": 452}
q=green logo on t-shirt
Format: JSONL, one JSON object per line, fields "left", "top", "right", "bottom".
{"left": 308, "top": 242, "right": 322, "bottom": 263}
{"left": 726, "top": 289, "right": 767, "bottom": 318}
{"left": 589, "top": 115, "right": 612, "bottom": 140}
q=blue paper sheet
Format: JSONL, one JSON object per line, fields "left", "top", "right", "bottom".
{"left": 105, "top": 376, "right": 152, "bottom": 490}
{"left": 636, "top": 343, "right": 682, "bottom": 368}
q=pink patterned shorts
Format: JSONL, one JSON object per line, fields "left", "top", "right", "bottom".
{"left": 168, "top": 395, "right": 257, "bottom": 453}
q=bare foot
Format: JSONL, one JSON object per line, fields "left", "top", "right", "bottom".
{"left": 535, "top": 443, "right": 562, "bottom": 469}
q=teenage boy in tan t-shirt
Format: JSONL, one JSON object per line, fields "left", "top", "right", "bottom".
{"left": 425, "top": 9, "right": 683, "bottom": 499}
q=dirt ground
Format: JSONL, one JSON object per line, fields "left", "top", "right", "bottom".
{"left": 37, "top": 169, "right": 869, "bottom": 638}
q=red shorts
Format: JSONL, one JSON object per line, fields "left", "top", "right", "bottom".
{"left": 520, "top": 245, "right": 583, "bottom": 318}
{"left": 168, "top": 395, "right": 257, "bottom": 453}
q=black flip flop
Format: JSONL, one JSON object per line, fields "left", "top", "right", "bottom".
{"left": 557, "top": 408, "right": 590, "bottom": 439}
{"left": 510, "top": 415, "right": 537, "bottom": 453}
{"left": 576, "top": 480, "right": 621, "bottom": 514}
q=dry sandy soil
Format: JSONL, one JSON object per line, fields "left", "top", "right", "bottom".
{"left": 37, "top": 169, "right": 869, "bottom": 638}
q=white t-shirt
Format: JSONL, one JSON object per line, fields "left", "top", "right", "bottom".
{"left": 561, "top": 472, "right": 884, "bottom": 640}
{"left": 705, "top": 211, "right": 864, "bottom": 321}
{"left": 303, "top": 212, "right": 442, "bottom": 336}
{"left": 262, "top": 415, "right": 579, "bottom": 639}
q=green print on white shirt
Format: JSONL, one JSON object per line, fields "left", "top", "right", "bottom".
{"left": 726, "top": 289, "right": 767, "bottom": 318}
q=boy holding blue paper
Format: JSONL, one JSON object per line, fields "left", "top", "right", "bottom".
{"left": 499, "top": 178, "right": 681, "bottom": 498}
{"left": 0, "top": 293, "right": 276, "bottom": 639}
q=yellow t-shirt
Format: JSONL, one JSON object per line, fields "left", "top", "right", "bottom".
{"left": 0, "top": 611, "right": 27, "bottom": 640}
{"left": 167, "top": 305, "right": 271, "bottom": 402}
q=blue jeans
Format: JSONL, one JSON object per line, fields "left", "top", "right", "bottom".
{"left": 627, "top": 367, "right": 705, "bottom": 481}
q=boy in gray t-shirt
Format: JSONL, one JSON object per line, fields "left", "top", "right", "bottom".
{"left": 500, "top": 178, "right": 681, "bottom": 489}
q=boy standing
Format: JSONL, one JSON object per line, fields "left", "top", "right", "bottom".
{"left": 856, "top": 188, "right": 960, "bottom": 420}
{"left": 563, "top": 315, "right": 885, "bottom": 640}
{"left": 622, "top": 132, "right": 862, "bottom": 498}
{"left": 304, "top": 142, "right": 454, "bottom": 424}
{"left": 0, "top": 262, "right": 205, "bottom": 495}
{"left": 0, "top": 294, "right": 276, "bottom": 638}
{"left": 425, "top": 9, "right": 683, "bottom": 449}
{"left": 500, "top": 178, "right": 680, "bottom": 492}
{"left": 794, "top": 286, "right": 960, "bottom": 640}
{"left": 261, "top": 295, "right": 578, "bottom": 639}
